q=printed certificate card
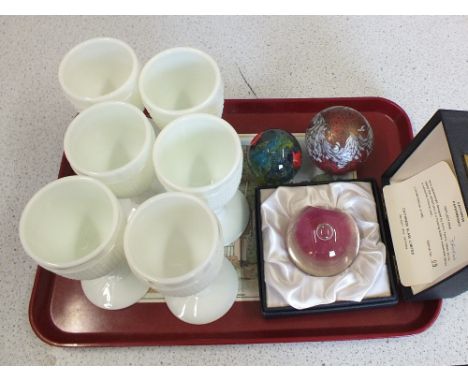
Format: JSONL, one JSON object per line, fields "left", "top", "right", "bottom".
{"left": 383, "top": 161, "right": 468, "bottom": 293}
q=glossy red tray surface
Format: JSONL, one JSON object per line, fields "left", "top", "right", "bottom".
{"left": 29, "top": 97, "right": 442, "bottom": 347}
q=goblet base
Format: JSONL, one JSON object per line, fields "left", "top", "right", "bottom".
{"left": 81, "top": 260, "right": 149, "bottom": 310}
{"left": 164, "top": 257, "right": 238, "bottom": 325}
{"left": 216, "top": 190, "right": 250, "bottom": 246}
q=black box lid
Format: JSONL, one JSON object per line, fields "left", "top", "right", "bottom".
{"left": 382, "top": 109, "right": 468, "bottom": 300}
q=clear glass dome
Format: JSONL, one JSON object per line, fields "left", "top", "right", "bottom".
{"left": 286, "top": 206, "right": 360, "bottom": 277}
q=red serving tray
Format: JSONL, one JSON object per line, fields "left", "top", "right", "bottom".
{"left": 29, "top": 97, "right": 442, "bottom": 347}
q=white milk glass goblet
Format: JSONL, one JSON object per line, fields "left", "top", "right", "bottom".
{"left": 19, "top": 176, "right": 149, "bottom": 310}
{"left": 124, "top": 192, "right": 238, "bottom": 325}
{"left": 59, "top": 37, "right": 143, "bottom": 111}
{"left": 152, "top": 113, "right": 250, "bottom": 245}
{"left": 139, "top": 47, "right": 224, "bottom": 128}
{"left": 64, "top": 101, "right": 162, "bottom": 203}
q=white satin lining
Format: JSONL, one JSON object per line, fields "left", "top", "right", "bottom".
{"left": 260, "top": 182, "right": 390, "bottom": 309}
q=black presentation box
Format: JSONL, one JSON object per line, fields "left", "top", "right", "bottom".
{"left": 255, "top": 109, "right": 468, "bottom": 317}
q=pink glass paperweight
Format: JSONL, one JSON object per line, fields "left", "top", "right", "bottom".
{"left": 286, "top": 206, "right": 360, "bottom": 277}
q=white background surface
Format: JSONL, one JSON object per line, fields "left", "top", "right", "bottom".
{"left": 1, "top": 16, "right": 467, "bottom": 365}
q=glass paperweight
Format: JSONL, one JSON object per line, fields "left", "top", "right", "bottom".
{"left": 305, "top": 106, "right": 374, "bottom": 175}
{"left": 286, "top": 206, "right": 360, "bottom": 277}
{"left": 247, "top": 129, "right": 302, "bottom": 185}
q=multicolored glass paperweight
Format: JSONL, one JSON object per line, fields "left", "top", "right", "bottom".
{"left": 247, "top": 129, "right": 302, "bottom": 185}
{"left": 286, "top": 206, "right": 360, "bottom": 277}
{"left": 305, "top": 106, "right": 374, "bottom": 175}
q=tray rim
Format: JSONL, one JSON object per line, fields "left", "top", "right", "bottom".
{"left": 28, "top": 96, "right": 442, "bottom": 347}
{"left": 28, "top": 267, "right": 443, "bottom": 347}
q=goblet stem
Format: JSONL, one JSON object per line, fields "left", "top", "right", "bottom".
{"left": 213, "top": 190, "right": 250, "bottom": 246}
